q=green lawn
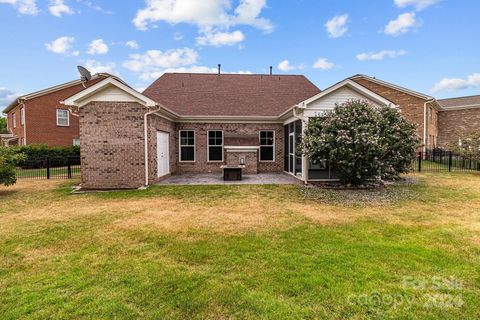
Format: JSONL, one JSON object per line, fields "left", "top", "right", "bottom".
{"left": 1, "top": 173, "right": 480, "bottom": 319}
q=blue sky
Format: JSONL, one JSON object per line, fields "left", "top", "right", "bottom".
{"left": 1, "top": 0, "right": 479, "bottom": 110}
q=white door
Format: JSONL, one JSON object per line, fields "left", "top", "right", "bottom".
{"left": 157, "top": 132, "right": 170, "bottom": 177}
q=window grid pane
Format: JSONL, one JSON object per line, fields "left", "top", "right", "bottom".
{"left": 208, "top": 131, "right": 223, "bottom": 161}
{"left": 259, "top": 131, "right": 274, "bottom": 161}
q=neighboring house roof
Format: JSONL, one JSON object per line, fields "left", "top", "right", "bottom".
{"left": 350, "top": 74, "right": 434, "bottom": 101}
{"left": 142, "top": 73, "right": 321, "bottom": 117}
{"left": 437, "top": 94, "right": 480, "bottom": 110}
{"left": 3, "top": 73, "right": 123, "bottom": 113}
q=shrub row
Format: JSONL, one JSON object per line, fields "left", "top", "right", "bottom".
{"left": 4, "top": 144, "right": 80, "bottom": 163}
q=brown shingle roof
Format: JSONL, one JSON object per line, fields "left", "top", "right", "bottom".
{"left": 438, "top": 94, "right": 480, "bottom": 108}
{"left": 142, "top": 73, "right": 321, "bottom": 117}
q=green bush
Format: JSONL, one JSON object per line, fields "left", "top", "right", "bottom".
{"left": 7, "top": 144, "right": 80, "bottom": 163}
{"left": 300, "top": 100, "right": 419, "bottom": 186}
{"left": 0, "top": 148, "right": 24, "bottom": 186}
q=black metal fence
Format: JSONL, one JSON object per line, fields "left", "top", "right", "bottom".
{"left": 15, "top": 156, "right": 81, "bottom": 180}
{"left": 413, "top": 149, "right": 480, "bottom": 173}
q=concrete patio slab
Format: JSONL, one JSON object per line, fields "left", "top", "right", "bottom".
{"left": 157, "top": 173, "right": 300, "bottom": 185}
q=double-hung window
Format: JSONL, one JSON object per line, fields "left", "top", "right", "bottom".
{"left": 207, "top": 130, "right": 223, "bottom": 162}
{"left": 259, "top": 130, "right": 275, "bottom": 161}
{"left": 56, "top": 109, "right": 70, "bottom": 126}
{"left": 179, "top": 130, "right": 195, "bottom": 162}
{"left": 12, "top": 113, "right": 16, "bottom": 128}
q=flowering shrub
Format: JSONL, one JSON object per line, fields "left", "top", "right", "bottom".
{"left": 300, "top": 100, "right": 419, "bottom": 186}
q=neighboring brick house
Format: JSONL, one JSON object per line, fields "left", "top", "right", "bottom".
{"left": 0, "top": 74, "right": 116, "bottom": 147}
{"left": 437, "top": 95, "right": 480, "bottom": 148}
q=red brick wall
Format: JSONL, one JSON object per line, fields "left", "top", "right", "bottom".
{"left": 438, "top": 108, "right": 480, "bottom": 148}
{"left": 175, "top": 122, "right": 284, "bottom": 173}
{"left": 5, "top": 78, "right": 105, "bottom": 147}
{"left": 79, "top": 101, "right": 149, "bottom": 189}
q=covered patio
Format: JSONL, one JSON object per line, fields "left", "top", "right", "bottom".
{"left": 157, "top": 173, "right": 299, "bottom": 186}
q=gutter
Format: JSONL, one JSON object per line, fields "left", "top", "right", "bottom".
{"left": 423, "top": 99, "right": 435, "bottom": 153}
{"left": 144, "top": 106, "right": 161, "bottom": 186}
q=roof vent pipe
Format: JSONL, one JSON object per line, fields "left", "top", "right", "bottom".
{"left": 269, "top": 66, "right": 272, "bottom": 75}
{"left": 218, "top": 64, "right": 221, "bottom": 76}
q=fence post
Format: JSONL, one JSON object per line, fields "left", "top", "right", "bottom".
{"left": 418, "top": 152, "right": 422, "bottom": 172}
{"left": 67, "top": 157, "right": 72, "bottom": 179}
{"left": 448, "top": 151, "right": 452, "bottom": 172}
{"left": 46, "top": 158, "right": 50, "bottom": 179}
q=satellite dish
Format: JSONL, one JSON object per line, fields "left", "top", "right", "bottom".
{"left": 77, "top": 65, "right": 92, "bottom": 82}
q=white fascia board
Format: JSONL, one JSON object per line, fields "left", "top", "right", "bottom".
{"left": 63, "top": 77, "right": 157, "bottom": 108}
{"left": 298, "top": 79, "right": 397, "bottom": 109}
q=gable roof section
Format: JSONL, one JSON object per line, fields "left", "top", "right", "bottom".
{"left": 142, "top": 73, "right": 321, "bottom": 117}
{"left": 3, "top": 73, "right": 123, "bottom": 113}
{"left": 63, "top": 77, "right": 157, "bottom": 108}
{"left": 298, "top": 79, "right": 397, "bottom": 108}
{"left": 438, "top": 94, "right": 480, "bottom": 110}
{"left": 350, "top": 74, "right": 434, "bottom": 101}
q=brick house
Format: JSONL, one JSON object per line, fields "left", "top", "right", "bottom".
{"left": 0, "top": 73, "right": 118, "bottom": 147}
{"left": 60, "top": 72, "right": 477, "bottom": 189}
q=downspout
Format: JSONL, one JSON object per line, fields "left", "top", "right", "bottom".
{"left": 20, "top": 102, "right": 26, "bottom": 145}
{"left": 144, "top": 106, "right": 161, "bottom": 187}
{"left": 423, "top": 99, "right": 435, "bottom": 154}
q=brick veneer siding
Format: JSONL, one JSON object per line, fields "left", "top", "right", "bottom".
{"left": 226, "top": 151, "right": 258, "bottom": 174}
{"left": 175, "top": 123, "right": 284, "bottom": 173}
{"left": 79, "top": 101, "right": 149, "bottom": 189}
{"left": 352, "top": 78, "right": 439, "bottom": 149}
{"left": 5, "top": 78, "right": 105, "bottom": 147}
{"left": 437, "top": 108, "right": 480, "bottom": 148}
{"left": 147, "top": 114, "right": 176, "bottom": 182}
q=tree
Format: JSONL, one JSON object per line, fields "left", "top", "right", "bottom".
{"left": 448, "top": 130, "right": 480, "bottom": 160}
{"left": 0, "top": 116, "right": 6, "bottom": 133}
{"left": 300, "top": 100, "right": 419, "bottom": 186}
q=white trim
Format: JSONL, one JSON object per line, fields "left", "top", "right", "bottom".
{"left": 440, "top": 104, "right": 480, "bottom": 111}
{"left": 259, "top": 130, "right": 275, "bottom": 162}
{"left": 299, "top": 79, "right": 397, "bottom": 108}
{"left": 207, "top": 130, "right": 224, "bottom": 162}
{"left": 179, "top": 130, "right": 196, "bottom": 163}
{"left": 56, "top": 109, "right": 70, "bottom": 127}
{"left": 63, "top": 77, "right": 156, "bottom": 108}
{"left": 350, "top": 74, "right": 434, "bottom": 100}
{"left": 224, "top": 146, "right": 260, "bottom": 153}
{"left": 12, "top": 113, "right": 16, "bottom": 129}
{"left": 176, "top": 116, "right": 282, "bottom": 124}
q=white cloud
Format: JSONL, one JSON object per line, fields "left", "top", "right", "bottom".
{"left": 132, "top": 0, "right": 273, "bottom": 38}
{"left": 173, "top": 32, "right": 184, "bottom": 40}
{"left": 48, "top": 0, "right": 74, "bottom": 17}
{"left": 45, "top": 36, "right": 75, "bottom": 54}
{"left": 277, "top": 60, "right": 294, "bottom": 72}
{"left": 125, "top": 40, "right": 139, "bottom": 50}
{"left": 312, "top": 58, "right": 335, "bottom": 70}
{"left": 0, "top": 0, "right": 38, "bottom": 15}
{"left": 0, "top": 87, "right": 19, "bottom": 109}
{"left": 325, "top": 14, "right": 349, "bottom": 38}
{"left": 87, "top": 39, "right": 109, "bottom": 55}
{"left": 196, "top": 30, "right": 245, "bottom": 46}
{"left": 356, "top": 50, "right": 407, "bottom": 61}
{"left": 394, "top": 0, "right": 440, "bottom": 11}
{"left": 431, "top": 73, "right": 480, "bottom": 93}
{"left": 277, "top": 60, "right": 305, "bottom": 72}
{"left": 84, "top": 60, "right": 118, "bottom": 75}
{"left": 384, "top": 12, "right": 419, "bottom": 36}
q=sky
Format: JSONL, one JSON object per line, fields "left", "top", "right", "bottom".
{"left": 1, "top": 0, "right": 479, "bottom": 111}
